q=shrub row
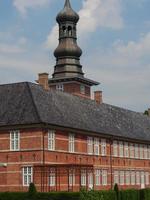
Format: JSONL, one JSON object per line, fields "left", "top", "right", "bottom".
{"left": 0, "top": 192, "right": 80, "bottom": 200}
{"left": 0, "top": 188, "right": 150, "bottom": 200}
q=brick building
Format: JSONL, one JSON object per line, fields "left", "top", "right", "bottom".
{"left": 0, "top": 0, "right": 150, "bottom": 192}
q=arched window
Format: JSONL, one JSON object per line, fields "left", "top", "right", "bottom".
{"left": 68, "top": 26, "right": 72, "bottom": 36}
{"left": 62, "top": 26, "right": 67, "bottom": 35}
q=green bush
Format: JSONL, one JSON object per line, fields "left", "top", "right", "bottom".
{"left": 119, "top": 189, "right": 140, "bottom": 200}
{"left": 140, "top": 189, "right": 150, "bottom": 200}
{"left": 0, "top": 192, "right": 27, "bottom": 200}
{"left": 80, "top": 188, "right": 116, "bottom": 200}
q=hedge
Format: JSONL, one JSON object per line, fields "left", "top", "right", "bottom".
{"left": 119, "top": 189, "right": 140, "bottom": 200}
{"left": 80, "top": 189, "right": 116, "bottom": 200}
{"left": 0, "top": 192, "right": 80, "bottom": 200}
{"left": 0, "top": 189, "right": 150, "bottom": 200}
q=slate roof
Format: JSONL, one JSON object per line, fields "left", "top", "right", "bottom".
{"left": 0, "top": 82, "right": 150, "bottom": 142}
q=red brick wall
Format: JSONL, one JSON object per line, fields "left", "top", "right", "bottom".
{"left": 49, "top": 82, "right": 91, "bottom": 99}
{"left": 0, "top": 128, "right": 150, "bottom": 192}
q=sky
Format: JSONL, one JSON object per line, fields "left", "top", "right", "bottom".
{"left": 0, "top": 0, "right": 150, "bottom": 112}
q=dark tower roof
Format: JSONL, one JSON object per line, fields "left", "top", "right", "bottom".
{"left": 49, "top": 0, "right": 99, "bottom": 86}
{"left": 56, "top": 0, "right": 79, "bottom": 23}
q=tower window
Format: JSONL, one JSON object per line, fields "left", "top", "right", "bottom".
{"left": 62, "top": 26, "right": 67, "bottom": 35}
{"left": 68, "top": 26, "right": 72, "bottom": 36}
{"left": 80, "top": 85, "right": 85, "bottom": 94}
{"left": 56, "top": 84, "right": 64, "bottom": 91}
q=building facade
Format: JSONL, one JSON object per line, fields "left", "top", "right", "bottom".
{"left": 0, "top": 0, "right": 150, "bottom": 193}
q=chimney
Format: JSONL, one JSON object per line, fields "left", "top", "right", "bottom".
{"left": 94, "top": 91, "right": 103, "bottom": 104}
{"left": 37, "top": 73, "right": 49, "bottom": 90}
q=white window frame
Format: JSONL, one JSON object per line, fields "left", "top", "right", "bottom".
{"left": 56, "top": 84, "right": 64, "bottom": 91}
{"left": 80, "top": 85, "right": 85, "bottom": 94}
{"left": 49, "top": 168, "right": 55, "bottom": 186}
{"left": 102, "top": 170, "right": 107, "bottom": 186}
{"left": 148, "top": 145, "right": 150, "bottom": 160}
{"left": 119, "top": 141, "right": 124, "bottom": 157}
{"left": 131, "top": 171, "right": 135, "bottom": 185}
{"left": 136, "top": 171, "right": 140, "bottom": 185}
{"left": 95, "top": 169, "right": 101, "bottom": 186}
{"left": 23, "top": 166, "right": 33, "bottom": 186}
{"left": 69, "top": 133, "right": 75, "bottom": 153}
{"left": 130, "top": 143, "right": 135, "bottom": 159}
{"left": 94, "top": 138, "right": 99, "bottom": 155}
{"left": 145, "top": 172, "right": 149, "bottom": 185}
{"left": 69, "top": 170, "right": 75, "bottom": 186}
{"left": 120, "top": 171, "right": 125, "bottom": 185}
{"left": 87, "top": 137, "right": 93, "bottom": 155}
{"left": 140, "top": 144, "right": 143, "bottom": 159}
{"left": 101, "top": 139, "right": 107, "bottom": 156}
{"left": 114, "top": 171, "right": 119, "bottom": 185}
{"left": 10, "top": 130, "right": 20, "bottom": 151}
{"left": 144, "top": 145, "right": 148, "bottom": 159}
{"left": 48, "top": 130, "right": 55, "bottom": 151}
{"left": 81, "top": 170, "right": 86, "bottom": 186}
{"left": 135, "top": 144, "right": 139, "bottom": 159}
{"left": 113, "top": 141, "right": 118, "bottom": 157}
{"left": 125, "top": 171, "right": 130, "bottom": 185}
{"left": 124, "top": 142, "right": 129, "bottom": 158}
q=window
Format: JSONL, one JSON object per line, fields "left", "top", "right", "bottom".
{"left": 102, "top": 170, "right": 107, "bottom": 186}
{"left": 94, "top": 138, "right": 99, "bottom": 155}
{"left": 125, "top": 171, "right": 130, "bottom": 185}
{"left": 69, "top": 134, "right": 75, "bottom": 153}
{"left": 23, "top": 167, "right": 32, "bottom": 186}
{"left": 136, "top": 171, "right": 140, "bottom": 185}
{"left": 145, "top": 172, "right": 149, "bottom": 185}
{"left": 120, "top": 171, "right": 124, "bottom": 185}
{"left": 114, "top": 171, "right": 119, "bottom": 185}
{"left": 88, "top": 172, "right": 93, "bottom": 189}
{"left": 80, "top": 85, "right": 85, "bottom": 94}
{"left": 140, "top": 145, "right": 143, "bottom": 159}
{"left": 81, "top": 170, "right": 86, "bottom": 186}
{"left": 119, "top": 141, "right": 124, "bottom": 157}
{"left": 113, "top": 141, "right": 118, "bottom": 157}
{"left": 144, "top": 145, "right": 148, "bottom": 159}
{"left": 48, "top": 130, "right": 55, "bottom": 151}
{"left": 101, "top": 139, "right": 107, "bottom": 156}
{"left": 124, "top": 142, "right": 129, "bottom": 158}
{"left": 87, "top": 137, "right": 93, "bottom": 155}
{"left": 148, "top": 146, "right": 150, "bottom": 159}
{"left": 49, "top": 168, "right": 55, "bottom": 186}
{"left": 131, "top": 171, "right": 135, "bottom": 185}
{"left": 135, "top": 144, "right": 139, "bottom": 159}
{"left": 10, "top": 130, "right": 20, "bottom": 151}
{"left": 95, "top": 169, "right": 101, "bottom": 186}
{"left": 130, "top": 143, "right": 134, "bottom": 158}
{"left": 56, "top": 84, "right": 64, "bottom": 91}
{"left": 69, "top": 169, "right": 75, "bottom": 186}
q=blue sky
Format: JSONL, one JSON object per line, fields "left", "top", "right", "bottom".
{"left": 0, "top": 0, "right": 150, "bottom": 112}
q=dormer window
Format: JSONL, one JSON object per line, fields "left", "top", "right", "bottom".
{"left": 56, "top": 84, "right": 64, "bottom": 91}
{"left": 80, "top": 85, "right": 85, "bottom": 94}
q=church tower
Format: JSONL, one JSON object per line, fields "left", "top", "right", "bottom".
{"left": 49, "top": 0, "right": 99, "bottom": 98}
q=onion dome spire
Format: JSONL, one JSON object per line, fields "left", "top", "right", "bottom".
{"left": 53, "top": 0, "right": 84, "bottom": 78}
{"left": 56, "top": 0, "right": 79, "bottom": 24}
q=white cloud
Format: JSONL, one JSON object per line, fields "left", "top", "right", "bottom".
{"left": 13, "top": 0, "right": 51, "bottom": 15}
{"left": 45, "top": 25, "right": 58, "bottom": 50}
{"left": 45, "top": 0, "right": 123, "bottom": 49}
{"left": 0, "top": 44, "right": 25, "bottom": 54}
{"left": 84, "top": 32, "right": 150, "bottom": 111}
{"left": 78, "top": 0, "right": 123, "bottom": 35}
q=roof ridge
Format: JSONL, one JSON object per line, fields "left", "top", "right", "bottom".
{"left": 26, "top": 82, "right": 42, "bottom": 123}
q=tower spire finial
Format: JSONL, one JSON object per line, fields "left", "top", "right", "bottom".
{"left": 64, "top": 0, "right": 71, "bottom": 8}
